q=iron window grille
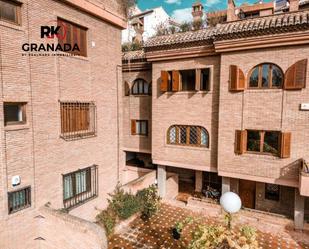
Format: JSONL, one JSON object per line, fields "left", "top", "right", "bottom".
{"left": 60, "top": 101, "right": 96, "bottom": 140}
{"left": 167, "top": 125, "right": 209, "bottom": 148}
{"left": 63, "top": 165, "right": 98, "bottom": 209}
{"left": 265, "top": 183, "right": 280, "bottom": 201}
{"left": 8, "top": 186, "right": 31, "bottom": 214}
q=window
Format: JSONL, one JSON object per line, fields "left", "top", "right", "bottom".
{"left": 8, "top": 187, "right": 31, "bottom": 214}
{"left": 0, "top": 0, "right": 21, "bottom": 25}
{"left": 58, "top": 18, "right": 87, "bottom": 57}
{"left": 63, "top": 165, "right": 98, "bottom": 209}
{"left": 265, "top": 183, "right": 280, "bottom": 201}
{"left": 180, "top": 69, "right": 196, "bottom": 91}
{"left": 132, "top": 79, "right": 150, "bottom": 95}
{"left": 248, "top": 63, "right": 284, "bottom": 89}
{"left": 131, "top": 120, "right": 148, "bottom": 136}
{"left": 247, "top": 130, "right": 280, "bottom": 155}
{"left": 60, "top": 102, "right": 96, "bottom": 140}
{"left": 160, "top": 68, "right": 211, "bottom": 92}
{"left": 4, "top": 102, "right": 26, "bottom": 126}
{"left": 200, "top": 68, "right": 211, "bottom": 91}
{"left": 167, "top": 125, "right": 209, "bottom": 147}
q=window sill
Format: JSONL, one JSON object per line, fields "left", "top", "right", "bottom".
{"left": 164, "top": 90, "right": 212, "bottom": 95}
{"left": 131, "top": 134, "right": 148, "bottom": 137}
{"left": 131, "top": 94, "right": 151, "bottom": 97}
{"left": 4, "top": 124, "right": 30, "bottom": 131}
{"left": 165, "top": 144, "right": 210, "bottom": 151}
{"left": 245, "top": 89, "right": 283, "bottom": 93}
{"left": 0, "top": 20, "right": 23, "bottom": 31}
{"left": 241, "top": 152, "right": 280, "bottom": 160}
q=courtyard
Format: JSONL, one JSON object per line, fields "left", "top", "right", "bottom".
{"left": 108, "top": 203, "right": 309, "bottom": 249}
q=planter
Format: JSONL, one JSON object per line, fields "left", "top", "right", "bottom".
{"left": 172, "top": 228, "right": 181, "bottom": 240}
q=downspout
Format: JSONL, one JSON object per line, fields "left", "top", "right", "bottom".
{"left": 116, "top": 64, "right": 122, "bottom": 183}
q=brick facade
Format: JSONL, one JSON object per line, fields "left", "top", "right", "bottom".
{"left": 0, "top": 0, "right": 124, "bottom": 248}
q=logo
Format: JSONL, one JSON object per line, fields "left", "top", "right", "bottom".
{"left": 22, "top": 20, "right": 80, "bottom": 56}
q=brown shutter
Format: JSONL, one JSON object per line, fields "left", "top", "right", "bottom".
{"left": 131, "top": 120, "right": 136, "bottom": 135}
{"left": 172, "top": 70, "right": 180, "bottom": 91}
{"left": 229, "top": 65, "right": 245, "bottom": 91}
{"left": 284, "top": 59, "right": 307, "bottom": 89}
{"left": 235, "top": 130, "right": 247, "bottom": 154}
{"left": 79, "top": 28, "right": 87, "bottom": 57}
{"left": 195, "top": 69, "right": 201, "bottom": 91}
{"left": 160, "top": 71, "right": 168, "bottom": 92}
{"left": 280, "top": 132, "right": 291, "bottom": 158}
{"left": 124, "top": 81, "right": 130, "bottom": 96}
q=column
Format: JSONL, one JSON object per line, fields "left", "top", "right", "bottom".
{"left": 294, "top": 189, "right": 305, "bottom": 230}
{"left": 157, "top": 165, "right": 166, "bottom": 198}
{"left": 195, "top": 171, "right": 203, "bottom": 192}
{"left": 222, "top": 177, "right": 231, "bottom": 194}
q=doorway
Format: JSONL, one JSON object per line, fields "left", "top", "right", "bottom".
{"left": 239, "top": 180, "right": 256, "bottom": 209}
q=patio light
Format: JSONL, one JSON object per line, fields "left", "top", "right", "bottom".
{"left": 220, "top": 192, "right": 242, "bottom": 229}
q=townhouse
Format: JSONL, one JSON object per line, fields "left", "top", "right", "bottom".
{"left": 122, "top": 0, "right": 309, "bottom": 230}
{"left": 0, "top": 0, "right": 126, "bottom": 248}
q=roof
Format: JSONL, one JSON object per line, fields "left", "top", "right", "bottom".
{"left": 144, "top": 10, "right": 309, "bottom": 49}
{"left": 122, "top": 50, "right": 146, "bottom": 61}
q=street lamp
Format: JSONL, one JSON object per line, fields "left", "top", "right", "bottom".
{"left": 220, "top": 192, "right": 242, "bottom": 229}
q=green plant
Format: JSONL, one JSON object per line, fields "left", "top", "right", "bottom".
{"left": 179, "top": 21, "right": 192, "bottom": 32}
{"left": 96, "top": 207, "right": 117, "bottom": 236}
{"left": 122, "top": 42, "right": 143, "bottom": 52}
{"left": 136, "top": 185, "right": 160, "bottom": 219}
{"left": 174, "top": 217, "right": 194, "bottom": 233}
{"left": 108, "top": 185, "right": 141, "bottom": 220}
{"left": 188, "top": 224, "right": 260, "bottom": 249}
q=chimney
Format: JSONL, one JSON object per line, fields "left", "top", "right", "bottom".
{"left": 227, "top": 0, "right": 237, "bottom": 22}
{"left": 289, "top": 0, "right": 299, "bottom": 11}
{"left": 192, "top": 1, "right": 204, "bottom": 23}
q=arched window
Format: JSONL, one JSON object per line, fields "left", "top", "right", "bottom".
{"left": 132, "top": 78, "right": 150, "bottom": 95}
{"left": 167, "top": 125, "right": 209, "bottom": 148}
{"left": 248, "top": 63, "right": 284, "bottom": 89}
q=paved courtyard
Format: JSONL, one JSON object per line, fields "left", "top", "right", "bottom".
{"left": 108, "top": 203, "right": 309, "bottom": 249}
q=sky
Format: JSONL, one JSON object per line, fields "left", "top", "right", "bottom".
{"left": 137, "top": 0, "right": 272, "bottom": 22}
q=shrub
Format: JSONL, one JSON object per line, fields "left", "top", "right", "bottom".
{"left": 96, "top": 207, "right": 117, "bottom": 236}
{"left": 122, "top": 42, "right": 143, "bottom": 52}
{"left": 137, "top": 184, "right": 161, "bottom": 219}
{"left": 108, "top": 185, "right": 141, "bottom": 220}
{"left": 188, "top": 224, "right": 259, "bottom": 249}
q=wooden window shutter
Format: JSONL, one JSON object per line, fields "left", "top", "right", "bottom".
{"left": 195, "top": 69, "right": 201, "bottom": 91}
{"left": 160, "top": 71, "right": 168, "bottom": 92}
{"left": 284, "top": 59, "right": 307, "bottom": 89}
{"left": 172, "top": 70, "right": 180, "bottom": 91}
{"left": 235, "top": 130, "right": 246, "bottom": 154}
{"left": 131, "top": 120, "right": 136, "bottom": 135}
{"left": 124, "top": 81, "right": 130, "bottom": 96}
{"left": 229, "top": 65, "right": 245, "bottom": 91}
{"left": 280, "top": 132, "right": 291, "bottom": 158}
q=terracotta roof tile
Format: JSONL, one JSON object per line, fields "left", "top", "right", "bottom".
{"left": 144, "top": 10, "right": 309, "bottom": 49}
{"left": 122, "top": 50, "right": 145, "bottom": 61}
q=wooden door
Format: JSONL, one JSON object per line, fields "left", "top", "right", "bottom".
{"left": 239, "top": 180, "right": 256, "bottom": 209}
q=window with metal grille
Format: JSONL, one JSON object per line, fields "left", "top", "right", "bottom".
{"left": 57, "top": 18, "right": 87, "bottom": 57}
{"left": 63, "top": 165, "right": 98, "bottom": 209}
{"left": 132, "top": 78, "right": 150, "bottom": 95}
{"left": 0, "top": 0, "right": 21, "bottom": 25}
{"left": 8, "top": 187, "right": 31, "bottom": 214}
{"left": 60, "top": 102, "right": 96, "bottom": 140}
{"left": 4, "top": 102, "right": 27, "bottom": 126}
{"left": 265, "top": 183, "right": 280, "bottom": 201}
{"left": 167, "top": 125, "right": 209, "bottom": 148}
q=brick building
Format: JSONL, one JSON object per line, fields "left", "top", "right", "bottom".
{"left": 0, "top": 0, "right": 126, "bottom": 248}
{"left": 122, "top": 0, "right": 309, "bottom": 230}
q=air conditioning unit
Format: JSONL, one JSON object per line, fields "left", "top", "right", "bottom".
{"left": 11, "top": 176, "right": 21, "bottom": 187}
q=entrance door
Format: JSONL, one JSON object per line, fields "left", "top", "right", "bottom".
{"left": 239, "top": 180, "right": 256, "bottom": 209}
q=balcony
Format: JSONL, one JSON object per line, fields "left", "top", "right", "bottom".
{"left": 299, "top": 159, "right": 309, "bottom": 196}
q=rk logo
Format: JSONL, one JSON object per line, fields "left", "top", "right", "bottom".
{"left": 40, "top": 25, "right": 61, "bottom": 39}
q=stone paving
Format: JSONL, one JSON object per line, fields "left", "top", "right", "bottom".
{"left": 108, "top": 203, "right": 309, "bottom": 249}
